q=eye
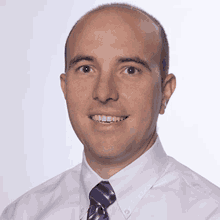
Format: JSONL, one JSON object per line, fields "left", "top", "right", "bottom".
{"left": 77, "top": 65, "right": 93, "bottom": 73}
{"left": 124, "top": 66, "right": 141, "bottom": 75}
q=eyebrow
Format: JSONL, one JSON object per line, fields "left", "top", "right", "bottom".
{"left": 68, "top": 55, "right": 94, "bottom": 69}
{"left": 68, "top": 55, "right": 151, "bottom": 71}
{"left": 117, "top": 56, "right": 151, "bottom": 71}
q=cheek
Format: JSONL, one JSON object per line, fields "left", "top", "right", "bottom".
{"left": 65, "top": 78, "right": 93, "bottom": 135}
{"left": 129, "top": 84, "right": 161, "bottom": 143}
{"left": 131, "top": 81, "right": 161, "bottom": 125}
{"left": 65, "top": 88, "right": 87, "bottom": 129}
{"left": 127, "top": 82, "right": 156, "bottom": 113}
{"left": 66, "top": 76, "right": 92, "bottom": 108}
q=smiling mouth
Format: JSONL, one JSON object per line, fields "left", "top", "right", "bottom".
{"left": 89, "top": 115, "right": 129, "bottom": 124}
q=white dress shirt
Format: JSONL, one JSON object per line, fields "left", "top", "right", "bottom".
{"left": 1, "top": 137, "right": 220, "bottom": 219}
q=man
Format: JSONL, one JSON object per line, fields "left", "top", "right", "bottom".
{"left": 1, "top": 3, "right": 220, "bottom": 220}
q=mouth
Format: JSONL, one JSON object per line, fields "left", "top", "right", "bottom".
{"left": 89, "top": 115, "right": 129, "bottom": 124}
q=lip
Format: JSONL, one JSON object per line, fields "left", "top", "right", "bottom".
{"left": 89, "top": 116, "right": 129, "bottom": 131}
{"left": 88, "top": 109, "right": 129, "bottom": 118}
{"left": 88, "top": 115, "right": 129, "bottom": 120}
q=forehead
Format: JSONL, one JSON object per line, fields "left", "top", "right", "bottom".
{"left": 67, "top": 7, "right": 161, "bottom": 64}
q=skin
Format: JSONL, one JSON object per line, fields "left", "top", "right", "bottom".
{"left": 60, "top": 7, "right": 176, "bottom": 179}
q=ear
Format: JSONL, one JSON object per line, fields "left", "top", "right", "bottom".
{"left": 60, "top": 73, "right": 67, "bottom": 100}
{"left": 159, "top": 73, "right": 176, "bottom": 114}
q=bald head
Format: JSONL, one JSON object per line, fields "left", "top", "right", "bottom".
{"left": 64, "top": 3, "right": 169, "bottom": 84}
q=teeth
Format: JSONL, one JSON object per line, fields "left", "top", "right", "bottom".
{"left": 102, "top": 116, "right": 107, "bottom": 122}
{"left": 91, "top": 115, "right": 127, "bottom": 123}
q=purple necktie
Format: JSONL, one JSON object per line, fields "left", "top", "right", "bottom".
{"left": 87, "top": 181, "right": 116, "bottom": 220}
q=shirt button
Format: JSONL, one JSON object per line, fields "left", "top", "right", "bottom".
{"left": 124, "top": 209, "right": 130, "bottom": 215}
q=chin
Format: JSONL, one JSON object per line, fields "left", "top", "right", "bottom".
{"left": 84, "top": 137, "right": 135, "bottom": 162}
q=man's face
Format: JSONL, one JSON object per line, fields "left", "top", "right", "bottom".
{"left": 61, "top": 9, "right": 163, "bottom": 163}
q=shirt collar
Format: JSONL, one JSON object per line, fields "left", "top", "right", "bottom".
{"left": 79, "top": 136, "right": 168, "bottom": 219}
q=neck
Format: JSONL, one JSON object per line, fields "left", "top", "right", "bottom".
{"left": 85, "top": 130, "right": 158, "bottom": 179}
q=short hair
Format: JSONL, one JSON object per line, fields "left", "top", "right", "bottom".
{"left": 64, "top": 3, "right": 169, "bottom": 85}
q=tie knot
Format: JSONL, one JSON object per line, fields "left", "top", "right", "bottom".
{"left": 89, "top": 181, "right": 116, "bottom": 209}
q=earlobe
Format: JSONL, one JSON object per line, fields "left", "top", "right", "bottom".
{"left": 159, "top": 73, "right": 176, "bottom": 115}
{"left": 60, "top": 73, "right": 67, "bottom": 100}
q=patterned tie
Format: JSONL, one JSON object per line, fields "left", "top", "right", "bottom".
{"left": 87, "top": 181, "right": 116, "bottom": 220}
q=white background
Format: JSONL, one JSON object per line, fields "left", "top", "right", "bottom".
{"left": 0, "top": 0, "right": 220, "bottom": 213}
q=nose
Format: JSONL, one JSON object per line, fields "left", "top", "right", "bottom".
{"left": 92, "top": 73, "right": 119, "bottom": 104}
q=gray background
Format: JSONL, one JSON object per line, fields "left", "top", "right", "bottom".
{"left": 1, "top": 0, "right": 220, "bottom": 213}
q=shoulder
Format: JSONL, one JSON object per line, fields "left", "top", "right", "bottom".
{"left": 155, "top": 156, "right": 220, "bottom": 218}
{"left": 166, "top": 156, "right": 220, "bottom": 198}
{"left": 0, "top": 163, "right": 82, "bottom": 220}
